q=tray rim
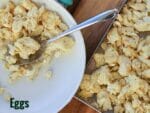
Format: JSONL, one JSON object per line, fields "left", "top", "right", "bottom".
{"left": 75, "top": 0, "right": 128, "bottom": 112}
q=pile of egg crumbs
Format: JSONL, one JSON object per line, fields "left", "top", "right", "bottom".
{"left": 78, "top": 0, "right": 150, "bottom": 113}
{"left": 0, "top": 0, "right": 74, "bottom": 84}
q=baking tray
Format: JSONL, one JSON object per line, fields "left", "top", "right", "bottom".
{"left": 75, "top": 0, "right": 127, "bottom": 113}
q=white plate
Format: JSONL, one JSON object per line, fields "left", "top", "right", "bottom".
{"left": 0, "top": 0, "right": 86, "bottom": 113}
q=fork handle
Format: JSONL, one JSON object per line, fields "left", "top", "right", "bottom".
{"left": 47, "top": 8, "right": 118, "bottom": 43}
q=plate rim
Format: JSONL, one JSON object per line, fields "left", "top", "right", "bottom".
{"left": 0, "top": 0, "right": 86, "bottom": 113}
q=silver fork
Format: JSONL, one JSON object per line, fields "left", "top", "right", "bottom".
{"left": 16, "top": 8, "right": 118, "bottom": 65}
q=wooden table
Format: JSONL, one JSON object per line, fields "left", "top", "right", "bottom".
{"left": 59, "top": 0, "right": 126, "bottom": 113}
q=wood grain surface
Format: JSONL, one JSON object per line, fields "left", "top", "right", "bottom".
{"left": 60, "top": 0, "right": 126, "bottom": 113}
{"left": 73, "top": 0, "right": 126, "bottom": 61}
{"left": 67, "top": 0, "right": 80, "bottom": 14}
{"left": 60, "top": 97, "right": 99, "bottom": 113}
